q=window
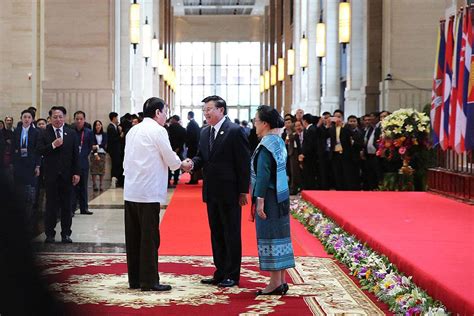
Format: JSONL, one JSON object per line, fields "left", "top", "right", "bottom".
{"left": 176, "top": 42, "right": 260, "bottom": 126}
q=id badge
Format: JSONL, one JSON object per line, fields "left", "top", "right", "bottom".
{"left": 20, "top": 148, "right": 28, "bottom": 158}
{"left": 78, "top": 146, "right": 82, "bottom": 154}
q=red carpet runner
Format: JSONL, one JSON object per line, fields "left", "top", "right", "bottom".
{"left": 160, "top": 176, "right": 327, "bottom": 257}
{"left": 302, "top": 190, "right": 474, "bottom": 315}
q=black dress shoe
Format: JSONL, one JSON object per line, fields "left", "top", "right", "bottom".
{"left": 61, "top": 236, "right": 73, "bottom": 243}
{"left": 80, "top": 210, "right": 94, "bottom": 215}
{"left": 217, "top": 279, "right": 239, "bottom": 287}
{"left": 256, "top": 284, "right": 286, "bottom": 296}
{"left": 200, "top": 278, "right": 221, "bottom": 285}
{"left": 44, "top": 236, "right": 55, "bottom": 243}
{"left": 141, "top": 284, "right": 172, "bottom": 291}
{"left": 129, "top": 284, "right": 140, "bottom": 289}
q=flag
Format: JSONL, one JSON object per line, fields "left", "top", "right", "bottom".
{"left": 431, "top": 20, "right": 446, "bottom": 146}
{"left": 466, "top": 8, "right": 474, "bottom": 151}
{"left": 455, "top": 7, "right": 470, "bottom": 154}
{"left": 450, "top": 11, "right": 463, "bottom": 149}
{"left": 441, "top": 16, "right": 454, "bottom": 150}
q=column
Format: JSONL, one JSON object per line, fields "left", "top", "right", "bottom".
{"left": 321, "top": 0, "right": 340, "bottom": 113}
{"left": 291, "top": 0, "right": 301, "bottom": 110}
{"left": 120, "top": 0, "right": 132, "bottom": 114}
{"left": 344, "top": 1, "right": 364, "bottom": 117}
{"left": 305, "top": 0, "right": 321, "bottom": 115}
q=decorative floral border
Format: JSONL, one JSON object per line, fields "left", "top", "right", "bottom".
{"left": 290, "top": 198, "right": 449, "bottom": 316}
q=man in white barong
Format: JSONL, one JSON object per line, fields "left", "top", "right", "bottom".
{"left": 123, "top": 97, "right": 182, "bottom": 291}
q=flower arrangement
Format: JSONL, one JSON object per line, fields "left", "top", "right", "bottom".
{"left": 377, "top": 108, "right": 431, "bottom": 167}
{"left": 290, "top": 198, "right": 448, "bottom": 315}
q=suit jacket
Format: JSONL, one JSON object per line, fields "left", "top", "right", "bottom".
{"left": 364, "top": 125, "right": 382, "bottom": 155}
{"left": 12, "top": 126, "right": 40, "bottom": 185}
{"left": 106, "top": 123, "right": 121, "bottom": 158}
{"left": 185, "top": 119, "right": 200, "bottom": 158}
{"left": 192, "top": 117, "right": 250, "bottom": 203}
{"left": 302, "top": 124, "right": 318, "bottom": 161}
{"left": 36, "top": 125, "right": 80, "bottom": 182}
{"left": 328, "top": 125, "right": 355, "bottom": 160}
{"left": 168, "top": 122, "right": 187, "bottom": 158}
{"left": 287, "top": 132, "right": 302, "bottom": 157}
{"left": 73, "top": 127, "right": 94, "bottom": 170}
{"left": 92, "top": 132, "right": 108, "bottom": 151}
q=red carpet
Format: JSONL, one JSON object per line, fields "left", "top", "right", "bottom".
{"left": 38, "top": 253, "right": 387, "bottom": 315}
{"left": 160, "top": 175, "right": 328, "bottom": 257}
{"left": 302, "top": 190, "right": 474, "bottom": 315}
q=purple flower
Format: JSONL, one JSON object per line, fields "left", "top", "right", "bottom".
{"left": 406, "top": 307, "right": 422, "bottom": 316}
{"left": 375, "top": 271, "right": 387, "bottom": 279}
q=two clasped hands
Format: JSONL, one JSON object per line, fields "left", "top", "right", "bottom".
{"left": 179, "top": 159, "right": 249, "bottom": 207}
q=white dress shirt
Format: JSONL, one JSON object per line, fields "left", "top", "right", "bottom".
{"left": 210, "top": 116, "right": 227, "bottom": 139}
{"left": 123, "top": 118, "right": 181, "bottom": 203}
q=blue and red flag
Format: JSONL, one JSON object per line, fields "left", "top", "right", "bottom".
{"left": 441, "top": 16, "right": 455, "bottom": 150}
{"left": 431, "top": 20, "right": 446, "bottom": 146}
{"left": 466, "top": 7, "right": 474, "bottom": 150}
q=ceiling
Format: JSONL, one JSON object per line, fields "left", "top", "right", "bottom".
{"left": 172, "top": 0, "right": 268, "bottom": 16}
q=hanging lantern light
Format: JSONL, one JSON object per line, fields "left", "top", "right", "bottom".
{"left": 151, "top": 33, "right": 159, "bottom": 72}
{"left": 316, "top": 22, "right": 326, "bottom": 57}
{"left": 130, "top": 0, "right": 140, "bottom": 53}
{"left": 339, "top": 1, "right": 351, "bottom": 44}
{"left": 142, "top": 16, "right": 152, "bottom": 64}
{"left": 270, "top": 65, "right": 277, "bottom": 86}
{"left": 264, "top": 70, "right": 270, "bottom": 90}
{"left": 287, "top": 48, "right": 295, "bottom": 75}
{"left": 277, "top": 58, "right": 285, "bottom": 81}
{"left": 300, "top": 34, "right": 308, "bottom": 69}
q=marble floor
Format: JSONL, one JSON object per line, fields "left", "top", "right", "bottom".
{"left": 33, "top": 183, "right": 175, "bottom": 253}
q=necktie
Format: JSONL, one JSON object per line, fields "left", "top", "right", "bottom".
{"left": 56, "top": 128, "right": 61, "bottom": 139}
{"left": 209, "top": 127, "right": 215, "bottom": 152}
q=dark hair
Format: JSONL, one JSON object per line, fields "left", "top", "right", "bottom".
{"left": 380, "top": 110, "right": 391, "bottom": 116}
{"left": 347, "top": 115, "right": 358, "bottom": 121}
{"left": 0, "top": 120, "right": 4, "bottom": 128}
{"left": 21, "top": 109, "right": 34, "bottom": 118}
{"left": 92, "top": 120, "right": 104, "bottom": 134}
{"left": 333, "top": 109, "right": 344, "bottom": 117}
{"left": 256, "top": 105, "right": 284, "bottom": 129}
{"left": 138, "top": 112, "right": 144, "bottom": 119}
{"left": 172, "top": 115, "right": 180, "bottom": 121}
{"left": 234, "top": 118, "right": 240, "bottom": 125}
{"left": 50, "top": 106, "right": 67, "bottom": 115}
{"left": 322, "top": 111, "right": 331, "bottom": 116}
{"left": 36, "top": 118, "right": 47, "bottom": 125}
{"left": 370, "top": 111, "right": 380, "bottom": 118}
{"left": 74, "top": 110, "right": 86, "bottom": 118}
{"left": 241, "top": 120, "right": 248, "bottom": 127}
{"left": 202, "top": 95, "right": 227, "bottom": 115}
{"left": 109, "top": 112, "right": 118, "bottom": 121}
{"left": 143, "top": 97, "right": 166, "bottom": 118}
{"left": 188, "top": 111, "right": 194, "bottom": 118}
{"left": 302, "top": 113, "right": 315, "bottom": 124}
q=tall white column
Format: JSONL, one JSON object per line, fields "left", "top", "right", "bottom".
{"left": 321, "top": 0, "right": 340, "bottom": 113}
{"left": 291, "top": 0, "right": 301, "bottom": 112}
{"left": 120, "top": 0, "right": 132, "bottom": 114}
{"left": 305, "top": 0, "right": 320, "bottom": 115}
{"left": 344, "top": 1, "right": 364, "bottom": 117}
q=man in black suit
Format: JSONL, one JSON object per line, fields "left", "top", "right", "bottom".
{"left": 167, "top": 115, "right": 187, "bottom": 187}
{"left": 37, "top": 106, "right": 80, "bottom": 243}
{"left": 107, "top": 112, "right": 123, "bottom": 188}
{"left": 12, "top": 109, "right": 41, "bottom": 234}
{"left": 183, "top": 95, "right": 250, "bottom": 288}
{"left": 363, "top": 111, "right": 382, "bottom": 190}
{"left": 185, "top": 111, "right": 200, "bottom": 184}
{"left": 299, "top": 114, "right": 318, "bottom": 190}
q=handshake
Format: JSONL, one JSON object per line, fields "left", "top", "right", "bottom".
{"left": 181, "top": 158, "right": 193, "bottom": 173}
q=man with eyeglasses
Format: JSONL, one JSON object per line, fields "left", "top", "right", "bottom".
{"left": 182, "top": 95, "right": 250, "bottom": 288}
{"left": 37, "top": 106, "right": 80, "bottom": 244}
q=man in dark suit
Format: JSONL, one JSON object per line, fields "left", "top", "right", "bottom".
{"left": 299, "top": 114, "right": 318, "bottom": 190}
{"left": 183, "top": 95, "right": 250, "bottom": 288}
{"left": 363, "top": 111, "right": 382, "bottom": 190}
{"left": 37, "top": 106, "right": 80, "bottom": 243}
{"left": 12, "top": 109, "right": 41, "bottom": 234}
{"left": 185, "top": 111, "right": 200, "bottom": 184}
{"left": 107, "top": 112, "right": 123, "bottom": 188}
{"left": 288, "top": 120, "right": 304, "bottom": 194}
{"left": 71, "top": 111, "right": 94, "bottom": 215}
{"left": 167, "top": 115, "right": 187, "bottom": 187}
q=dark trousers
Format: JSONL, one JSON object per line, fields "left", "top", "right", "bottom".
{"left": 110, "top": 152, "right": 123, "bottom": 185}
{"left": 364, "top": 154, "right": 382, "bottom": 190}
{"left": 71, "top": 168, "right": 88, "bottom": 213}
{"left": 318, "top": 151, "right": 332, "bottom": 190}
{"left": 302, "top": 158, "right": 317, "bottom": 190}
{"left": 206, "top": 198, "right": 242, "bottom": 282}
{"left": 124, "top": 201, "right": 161, "bottom": 288}
{"left": 45, "top": 175, "right": 72, "bottom": 238}
{"left": 168, "top": 168, "right": 180, "bottom": 184}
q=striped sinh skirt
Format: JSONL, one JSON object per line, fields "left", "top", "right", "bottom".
{"left": 255, "top": 188, "right": 295, "bottom": 271}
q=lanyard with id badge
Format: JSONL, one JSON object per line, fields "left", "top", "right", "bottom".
{"left": 78, "top": 130, "right": 84, "bottom": 154}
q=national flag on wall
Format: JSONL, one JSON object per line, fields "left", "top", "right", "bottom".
{"left": 450, "top": 11, "right": 463, "bottom": 149}
{"left": 455, "top": 7, "right": 471, "bottom": 154}
{"left": 431, "top": 20, "right": 446, "bottom": 146}
{"left": 441, "top": 16, "right": 455, "bottom": 150}
{"left": 466, "top": 8, "right": 474, "bottom": 150}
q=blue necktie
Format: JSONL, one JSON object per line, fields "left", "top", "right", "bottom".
{"left": 209, "top": 127, "right": 215, "bottom": 152}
